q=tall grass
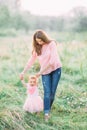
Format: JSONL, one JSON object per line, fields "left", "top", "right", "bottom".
{"left": 0, "top": 33, "right": 87, "bottom": 130}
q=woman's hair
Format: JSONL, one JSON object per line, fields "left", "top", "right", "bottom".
{"left": 32, "top": 30, "right": 51, "bottom": 55}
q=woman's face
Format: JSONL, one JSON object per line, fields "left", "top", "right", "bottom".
{"left": 36, "top": 38, "right": 45, "bottom": 45}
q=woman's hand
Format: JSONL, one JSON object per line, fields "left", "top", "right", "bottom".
{"left": 35, "top": 72, "right": 41, "bottom": 78}
{"left": 20, "top": 72, "right": 24, "bottom": 80}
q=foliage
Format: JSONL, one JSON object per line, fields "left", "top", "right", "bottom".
{"left": 0, "top": 5, "right": 87, "bottom": 35}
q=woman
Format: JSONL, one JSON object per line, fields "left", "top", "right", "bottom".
{"left": 20, "top": 30, "right": 62, "bottom": 121}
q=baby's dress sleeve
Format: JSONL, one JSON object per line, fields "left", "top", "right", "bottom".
{"left": 21, "top": 80, "right": 27, "bottom": 87}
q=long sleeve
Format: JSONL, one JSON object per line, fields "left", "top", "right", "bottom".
{"left": 23, "top": 51, "right": 37, "bottom": 73}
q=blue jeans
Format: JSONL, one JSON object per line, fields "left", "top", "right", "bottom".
{"left": 42, "top": 67, "right": 61, "bottom": 114}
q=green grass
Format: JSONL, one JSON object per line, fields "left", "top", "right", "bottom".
{"left": 0, "top": 33, "right": 87, "bottom": 130}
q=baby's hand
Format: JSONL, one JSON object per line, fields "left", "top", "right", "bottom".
{"left": 20, "top": 76, "right": 23, "bottom": 80}
{"left": 20, "top": 72, "right": 24, "bottom": 80}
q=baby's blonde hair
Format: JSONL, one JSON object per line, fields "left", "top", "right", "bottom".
{"left": 29, "top": 75, "right": 37, "bottom": 80}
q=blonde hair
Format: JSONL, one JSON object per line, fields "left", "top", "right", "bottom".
{"left": 29, "top": 75, "right": 37, "bottom": 81}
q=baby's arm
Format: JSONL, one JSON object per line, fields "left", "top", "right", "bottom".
{"left": 21, "top": 80, "right": 27, "bottom": 87}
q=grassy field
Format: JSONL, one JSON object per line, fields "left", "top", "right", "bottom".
{"left": 0, "top": 33, "right": 87, "bottom": 130}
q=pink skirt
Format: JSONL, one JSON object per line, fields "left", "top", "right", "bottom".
{"left": 23, "top": 95, "right": 43, "bottom": 113}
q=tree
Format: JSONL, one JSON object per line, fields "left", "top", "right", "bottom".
{"left": 0, "top": 6, "right": 10, "bottom": 28}
{"left": 70, "top": 6, "right": 87, "bottom": 32}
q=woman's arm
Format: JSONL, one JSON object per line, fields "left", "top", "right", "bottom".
{"left": 20, "top": 51, "right": 37, "bottom": 80}
{"left": 22, "top": 53, "right": 37, "bottom": 74}
{"left": 36, "top": 64, "right": 51, "bottom": 77}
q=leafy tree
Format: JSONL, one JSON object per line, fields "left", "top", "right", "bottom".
{"left": 0, "top": 6, "right": 10, "bottom": 28}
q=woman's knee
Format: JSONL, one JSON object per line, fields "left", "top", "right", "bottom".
{"left": 44, "top": 92, "right": 50, "bottom": 98}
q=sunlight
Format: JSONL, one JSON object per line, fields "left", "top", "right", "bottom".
{"left": 21, "top": 0, "right": 87, "bottom": 16}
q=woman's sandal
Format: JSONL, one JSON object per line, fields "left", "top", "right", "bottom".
{"left": 44, "top": 114, "right": 50, "bottom": 121}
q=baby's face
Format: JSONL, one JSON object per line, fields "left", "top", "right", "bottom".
{"left": 29, "top": 79, "right": 36, "bottom": 86}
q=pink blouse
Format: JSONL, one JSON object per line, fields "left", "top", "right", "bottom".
{"left": 25, "top": 41, "right": 62, "bottom": 75}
